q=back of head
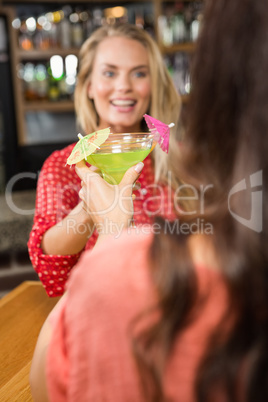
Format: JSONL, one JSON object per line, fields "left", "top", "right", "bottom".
{"left": 186, "top": 0, "right": 268, "bottom": 191}
{"left": 136, "top": 1, "right": 268, "bottom": 401}
{"left": 175, "top": 0, "right": 268, "bottom": 240}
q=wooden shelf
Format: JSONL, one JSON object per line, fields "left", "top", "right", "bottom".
{"left": 160, "top": 42, "right": 196, "bottom": 54}
{"left": 7, "top": 0, "right": 202, "bottom": 145}
{"left": 23, "top": 100, "right": 74, "bottom": 112}
{"left": 18, "top": 48, "right": 80, "bottom": 60}
{"left": 3, "top": 0, "right": 146, "bottom": 3}
{"left": 23, "top": 96, "right": 190, "bottom": 110}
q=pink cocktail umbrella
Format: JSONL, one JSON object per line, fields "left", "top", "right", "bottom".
{"left": 143, "top": 114, "right": 175, "bottom": 153}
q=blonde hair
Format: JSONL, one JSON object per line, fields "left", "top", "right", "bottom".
{"left": 74, "top": 23, "right": 181, "bottom": 183}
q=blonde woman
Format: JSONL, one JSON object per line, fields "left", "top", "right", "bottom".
{"left": 28, "top": 23, "right": 181, "bottom": 297}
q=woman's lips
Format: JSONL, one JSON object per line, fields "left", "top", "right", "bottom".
{"left": 110, "top": 99, "right": 137, "bottom": 112}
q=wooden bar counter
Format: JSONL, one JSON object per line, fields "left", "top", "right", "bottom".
{"left": 0, "top": 281, "right": 60, "bottom": 401}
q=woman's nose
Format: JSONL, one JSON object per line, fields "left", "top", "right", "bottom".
{"left": 116, "top": 73, "right": 132, "bottom": 92}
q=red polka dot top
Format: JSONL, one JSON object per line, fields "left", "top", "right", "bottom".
{"left": 28, "top": 143, "right": 175, "bottom": 297}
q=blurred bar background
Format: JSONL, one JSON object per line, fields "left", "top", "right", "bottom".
{"left": 0, "top": 0, "right": 203, "bottom": 295}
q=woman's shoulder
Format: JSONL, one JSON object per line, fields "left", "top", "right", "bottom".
{"left": 72, "top": 230, "right": 153, "bottom": 278}
{"left": 43, "top": 143, "right": 76, "bottom": 165}
{"left": 39, "top": 143, "right": 78, "bottom": 182}
{"left": 66, "top": 231, "right": 155, "bottom": 306}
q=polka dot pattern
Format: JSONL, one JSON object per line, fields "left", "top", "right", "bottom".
{"left": 28, "top": 144, "right": 175, "bottom": 297}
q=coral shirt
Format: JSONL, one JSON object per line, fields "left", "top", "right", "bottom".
{"left": 28, "top": 144, "right": 174, "bottom": 297}
{"left": 46, "top": 231, "right": 228, "bottom": 402}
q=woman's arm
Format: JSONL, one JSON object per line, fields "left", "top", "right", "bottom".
{"left": 35, "top": 148, "right": 95, "bottom": 256}
{"left": 29, "top": 317, "right": 51, "bottom": 402}
{"left": 41, "top": 201, "right": 95, "bottom": 255}
{"left": 28, "top": 147, "right": 98, "bottom": 296}
{"left": 30, "top": 294, "right": 67, "bottom": 401}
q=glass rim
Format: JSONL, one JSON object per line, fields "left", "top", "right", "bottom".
{"left": 106, "top": 131, "right": 153, "bottom": 137}
{"left": 100, "top": 132, "right": 154, "bottom": 144}
{"left": 93, "top": 132, "right": 154, "bottom": 153}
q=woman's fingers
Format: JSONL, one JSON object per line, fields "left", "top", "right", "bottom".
{"left": 76, "top": 161, "right": 144, "bottom": 231}
{"left": 75, "top": 160, "right": 88, "bottom": 182}
{"left": 76, "top": 160, "right": 101, "bottom": 184}
{"left": 118, "top": 163, "right": 144, "bottom": 201}
{"left": 119, "top": 162, "right": 144, "bottom": 191}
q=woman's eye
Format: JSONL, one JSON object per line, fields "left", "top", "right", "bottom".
{"left": 103, "top": 71, "right": 115, "bottom": 77}
{"left": 134, "top": 71, "right": 147, "bottom": 78}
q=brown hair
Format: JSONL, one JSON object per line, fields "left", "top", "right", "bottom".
{"left": 133, "top": 0, "right": 268, "bottom": 400}
{"left": 74, "top": 23, "right": 181, "bottom": 183}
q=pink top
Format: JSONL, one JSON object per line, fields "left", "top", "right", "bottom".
{"left": 28, "top": 144, "right": 174, "bottom": 297}
{"left": 46, "top": 231, "right": 228, "bottom": 402}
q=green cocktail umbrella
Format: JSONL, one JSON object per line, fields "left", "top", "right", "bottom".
{"left": 66, "top": 128, "right": 111, "bottom": 165}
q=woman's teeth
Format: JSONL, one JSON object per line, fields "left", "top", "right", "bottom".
{"left": 111, "top": 100, "right": 135, "bottom": 106}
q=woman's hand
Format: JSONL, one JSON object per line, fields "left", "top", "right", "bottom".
{"left": 75, "top": 160, "right": 143, "bottom": 236}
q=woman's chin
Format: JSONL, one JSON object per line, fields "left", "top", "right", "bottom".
{"left": 108, "top": 126, "right": 138, "bottom": 134}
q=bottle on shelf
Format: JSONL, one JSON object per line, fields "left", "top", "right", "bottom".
{"left": 92, "top": 9, "right": 103, "bottom": 30}
{"left": 19, "top": 20, "right": 34, "bottom": 51}
{"left": 171, "top": 3, "right": 187, "bottom": 44}
{"left": 48, "top": 21, "right": 58, "bottom": 49}
{"left": 135, "top": 8, "right": 145, "bottom": 29}
{"left": 34, "top": 22, "right": 50, "bottom": 50}
{"left": 144, "top": 10, "right": 155, "bottom": 37}
{"left": 80, "top": 10, "right": 93, "bottom": 40}
{"left": 47, "top": 55, "right": 63, "bottom": 101}
{"left": 190, "top": 6, "right": 203, "bottom": 42}
{"left": 172, "top": 53, "right": 191, "bottom": 95}
{"left": 23, "top": 62, "right": 38, "bottom": 101}
{"left": 190, "top": 18, "right": 200, "bottom": 42}
{"left": 158, "top": 15, "right": 172, "bottom": 46}
{"left": 35, "top": 64, "right": 48, "bottom": 100}
{"left": 64, "top": 54, "right": 78, "bottom": 99}
{"left": 59, "top": 8, "right": 72, "bottom": 49}
{"left": 59, "top": 16, "right": 71, "bottom": 49}
{"left": 70, "top": 10, "right": 84, "bottom": 48}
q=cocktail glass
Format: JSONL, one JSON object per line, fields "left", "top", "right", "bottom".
{"left": 85, "top": 132, "right": 155, "bottom": 184}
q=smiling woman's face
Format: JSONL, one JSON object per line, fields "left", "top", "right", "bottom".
{"left": 88, "top": 36, "right": 151, "bottom": 133}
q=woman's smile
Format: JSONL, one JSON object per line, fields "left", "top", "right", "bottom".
{"left": 110, "top": 98, "right": 137, "bottom": 112}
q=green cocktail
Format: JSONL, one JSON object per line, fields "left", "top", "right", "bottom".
{"left": 86, "top": 133, "right": 154, "bottom": 184}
